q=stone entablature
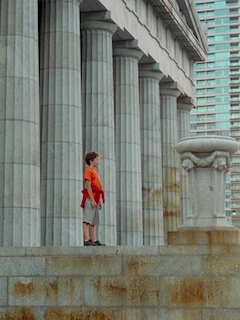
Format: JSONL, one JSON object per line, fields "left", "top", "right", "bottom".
{"left": 82, "top": 0, "right": 208, "bottom": 98}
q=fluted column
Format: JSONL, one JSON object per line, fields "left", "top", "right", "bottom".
{"left": 0, "top": 0, "right": 40, "bottom": 246}
{"left": 160, "top": 83, "right": 181, "bottom": 243}
{"left": 139, "top": 67, "right": 164, "bottom": 245}
{"left": 39, "top": 0, "right": 83, "bottom": 246}
{"left": 81, "top": 20, "right": 118, "bottom": 245}
{"left": 177, "top": 98, "right": 194, "bottom": 224}
{"left": 114, "top": 47, "right": 143, "bottom": 245}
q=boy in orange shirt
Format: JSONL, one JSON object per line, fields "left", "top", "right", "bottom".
{"left": 81, "top": 151, "right": 105, "bottom": 246}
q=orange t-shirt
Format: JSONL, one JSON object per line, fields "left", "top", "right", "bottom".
{"left": 84, "top": 167, "right": 102, "bottom": 200}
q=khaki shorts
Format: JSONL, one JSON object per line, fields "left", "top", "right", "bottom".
{"left": 83, "top": 199, "right": 99, "bottom": 225}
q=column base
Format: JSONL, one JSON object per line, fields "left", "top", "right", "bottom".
{"left": 168, "top": 229, "right": 240, "bottom": 245}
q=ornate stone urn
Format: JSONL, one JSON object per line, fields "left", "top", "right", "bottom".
{"left": 175, "top": 136, "right": 239, "bottom": 229}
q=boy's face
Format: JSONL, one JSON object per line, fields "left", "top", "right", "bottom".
{"left": 90, "top": 156, "right": 100, "bottom": 168}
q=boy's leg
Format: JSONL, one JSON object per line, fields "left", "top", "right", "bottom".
{"left": 83, "top": 222, "right": 90, "bottom": 241}
{"left": 89, "top": 224, "right": 97, "bottom": 242}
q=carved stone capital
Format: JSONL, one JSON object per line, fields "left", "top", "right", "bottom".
{"left": 180, "top": 151, "right": 232, "bottom": 172}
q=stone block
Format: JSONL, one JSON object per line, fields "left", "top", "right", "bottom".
{"left": 202, "top": 255, "right": 240, "bottom": 276}
{"left": 0, "top": 248, "right": 26, "bottom": 257}
{"left": 155, "top": 256, "right": 202, "bottom": 277}
{"left": 168, "top": 230, "right": 240, "bottom": 245}
{"left": 123, "top": 255, "right": 158, "bottom": 275}
{"left": 0, "top": 278, "right": 7, "bottom": 307}
{"left": 84, "top": 276, "right": 161, "bottom": 307}
{"left": 0, "top": 307, "right": 44, "bottom": 320}
{"left": 160, "top": 308, "right": 201, "bottom": 320}
{"left": 8, "top": 277, "right": 84, "bottom": 307}
{"left": 158, "top": 244, "right": 211, "bottom": 255}
{"left": 44, "top": 307, "right": 122, "bottom": 320}
{"left": 0, "top": 257, "right": 45, "bottom": 276}
{"left": 111, "top": 246, "right": 158, "bottom": 255}
{"left": 202, "top": 309, "right": 240, "bottom": 320}
{"left": 46, "top": 255, "right": 122, "bottom": 276}
{"left": 122, "top": 308, "right": 160, "bottom": 320}
{"left": 162, "top": 277, "right": 240, "bottom": 308}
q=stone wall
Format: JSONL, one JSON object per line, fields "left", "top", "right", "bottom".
{"left": 1, "top": 244, "right": 240, "bottom": 320}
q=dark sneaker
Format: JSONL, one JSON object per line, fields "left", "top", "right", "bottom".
{"left": 94, "top": 240, "right": 106, "bottom": 246}
{"left": 84, "top": 239, "right": 97, "bottom": 246}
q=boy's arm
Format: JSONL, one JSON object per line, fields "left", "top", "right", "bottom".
{"left": 85, "top": 179, "right": 97, "bottom": 208}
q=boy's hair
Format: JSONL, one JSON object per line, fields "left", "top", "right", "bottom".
{"left": 84, "top": 151, "right": 100, "bottom": 165}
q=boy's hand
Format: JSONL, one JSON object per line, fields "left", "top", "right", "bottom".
{"left": 91, "top": 200, "right": 98, "bottom": 208}
{"left": 98, "top": 202, "right": 102, "bottom": 210}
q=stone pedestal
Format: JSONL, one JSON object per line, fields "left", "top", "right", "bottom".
{"left": 175, "top": 136, "right": 239, "bottom": 229}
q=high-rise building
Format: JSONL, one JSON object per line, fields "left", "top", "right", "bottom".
{"left": 190, "top": 0, "right": 240, "bottom": 217}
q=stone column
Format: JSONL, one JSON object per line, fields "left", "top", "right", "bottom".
{"left": 114, "top": 46, "right": 143, "bottom": 245}
{"left": 39, "top": 0, "right": 83, "bottom": 246}
{"left": 177, "top": 97, "right": 195, "bottom": 224}
{"left": 81, "top": 20, "right": 118, "bottom": 245}
{"left": 175, "top": 136, "right": 239, "bottom": 229}
{"left": 139, "top": 66, "right": 164, "bottom": 245}
{"left": 0, "top": 0, "right": 40, "bottom": 246}
{"left": 160, "top": 83, "right": 181, "bottom": 242}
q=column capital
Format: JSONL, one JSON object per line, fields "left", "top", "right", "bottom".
{"left": 81, "top": 11, "right": 112, "bottom": 22}
{"left": 160, "top": 82, "right": 182, "bottom": 98}
{"left": 177, "top": 97, "right": 196, "bottom": 111}
{"left": 113, "top": 40, "right": 143, "bottom": 60}
{"left": 113, "top": 47, "right": 143, "bottom": 60}
{"left": 81, "top": 20, "right": 118, "bottom": 34}
{"left": 139, "top": 63, "right": 164, "bottom": 81}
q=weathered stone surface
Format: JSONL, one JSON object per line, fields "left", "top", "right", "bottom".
{"left": 9, "top": 277, "right": 83, "bottom": 307}
{"left": 1, "top": 245, "right": 240, "bottom": 316}
{"left": 122, "top": 308, "right": 161, "bottom": 320}
{"left": 84, "top": 276, "right": 161, "bottom": 307}
{"left": 46, "top": 255, "right": 122, "bottom": 276}
{"left": 0, "top": 307, "right": 43, "bottom": 320}
{"left": 123, "top": 255, "right": 159, "bottom": 275}
{"left": 0, "top": 257, "right": 45, "bottom": 277}
{"left": 162, "top": 276, "right": 240, "bottom": 308}
{"left": 161, "top": 308, "right": 201, "bottom": 320}
{"left": 0, "top": 278, "right": 7, "bottom": 307}
{"left": 168, "top": 230, "right": 240, "bottom": 245}
{"left": 44, "top": 307, "right": 121, "bottom": 320}
{"left": 202, "top": 309, "right": 240, "bottom": 320}
{"left": 202, "top": 255, "right": 240, "bottom": 276}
